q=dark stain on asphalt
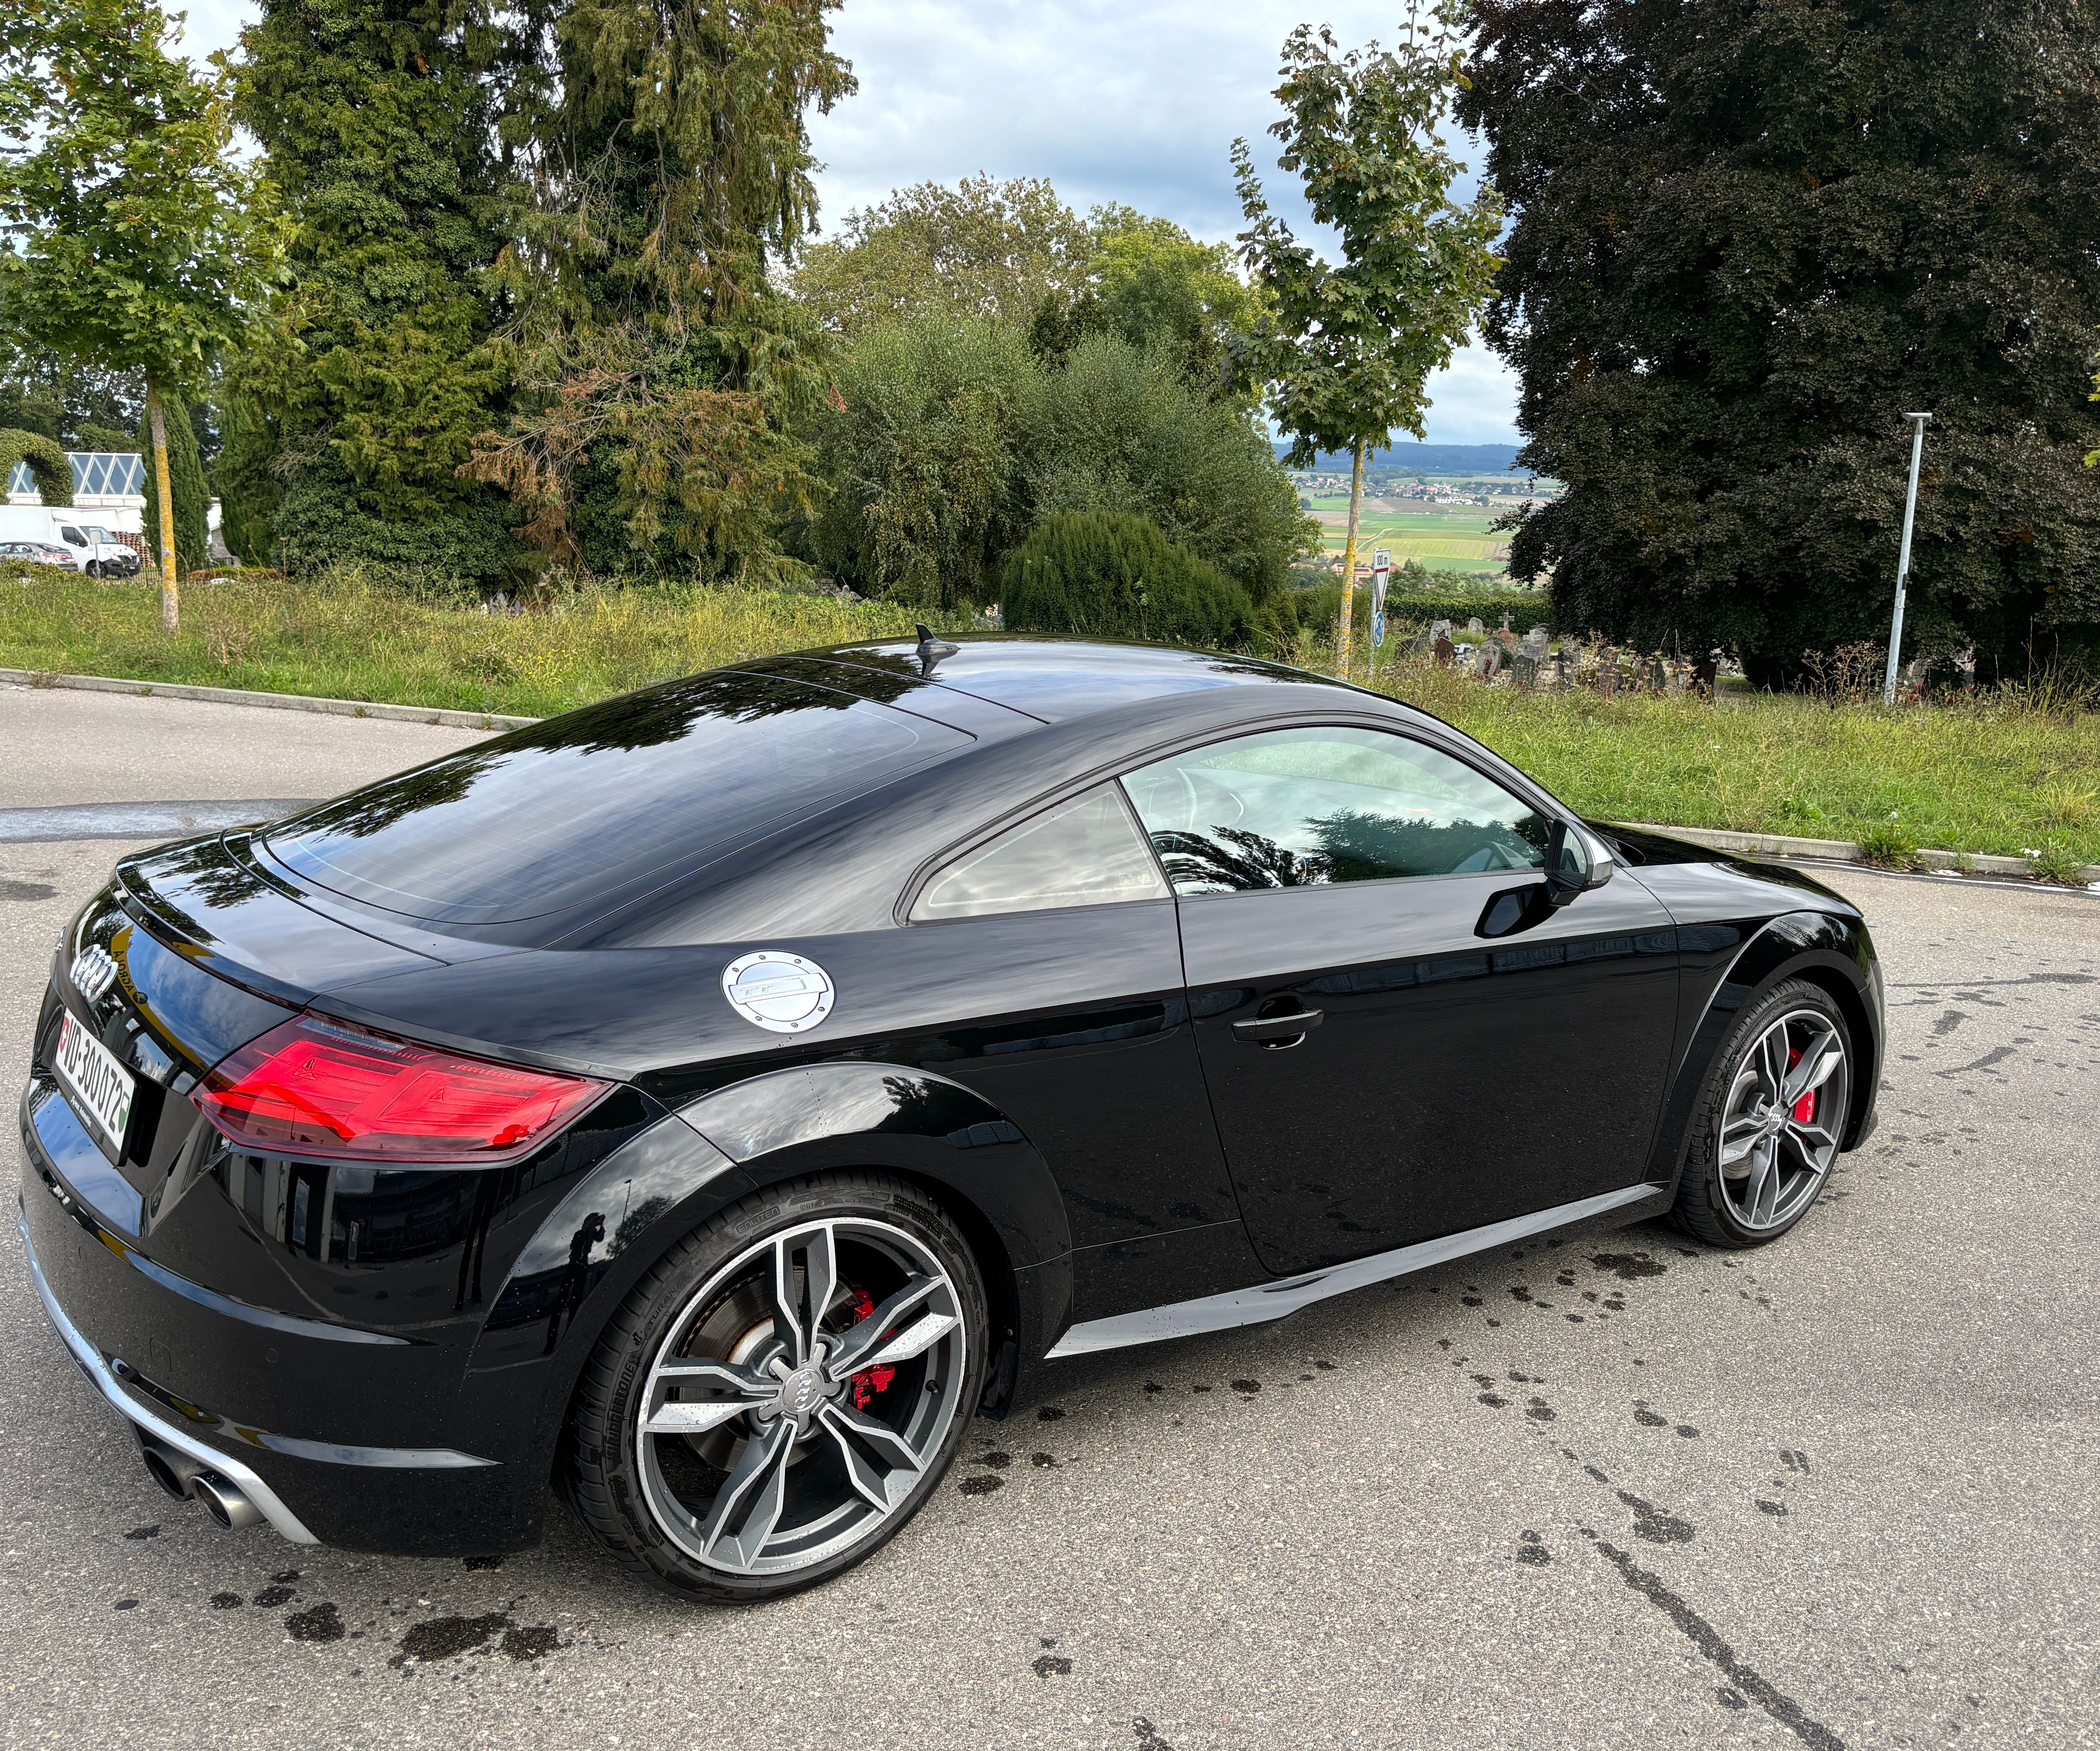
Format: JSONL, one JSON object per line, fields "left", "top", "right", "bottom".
{"left": 1132, "top": 1715, "right": 1174, "bottom": 1749}
{"left": 0, "top": 880, "right": 60, "bottom": 902}
{"left": 1516, "top": 1531, "right": 1551, "bottom": 1565}
{"left": 1032, "top": 1654, "right": 1074, "bottom": 1677}
{"left": 1781, "top": 1449, "right": 1812, "bottom": 1474}
{"left": 958, "top": 1474, "right": 1004, "bottom": 1497}
{"left": 397, "top": 1612, "right": 512, "bottom": 1663}
{"left": 1589, "top": 1536, "right": 1844, "bottom": 1749}
{"left": 1038, "top": 1405, "right": 1067, "bottom": 1421}
{"left": 1314, "top": 1359, "right": 1337, "bottom": 1371}
{"left": 287, "top": 1603, "right": 345, "bottom": 1642}
{"left": 1525, "top": 1397, "right": 1556, "bottom": 1422}
{"left": 1230, "top": 1379, "right": 1260, "bottom": 1395}
{"left": 1592, "top": 1251, "right": 1667, "bottom": 1281}
{"left": 1617, "top": 1490, "right": 1695, "bottom": 1544}
{"left": 1937, "top": 1046, "right": 2014, "bottom": 1078}
{"left": 1758, "top": 1500, "right": 1790, "bottom": 1517}
{"left": 1584, "top": 1465, "right": 1610, "bottom": 1484}
{"left": 272, "top": 1569, "right": 301, "bottom": 1583}
{"left": 974, "top": 1451, "right": 1011, "bottom": 1469}
{"left": 1634, "top": 1402, "right": 1668, "bottom": 1427}
{"left": 1478, "top": 1392, "right": 1508, "bottom": 1408}
{"left": 501, "top": 1625, "right": 560, "bottom": 1662}
{"left": 1718, "top": 1688, "right": 1749, "bottom": 1710}
{"left": 209, "top": 1592, "right": 242, "bottom": 1609}
{"left": 254, "top": 1585, "right": 296, "bottom": 1608}
{"left": 123, "top": 1525, "right": 159, "bottom": 1541}
{"left": 1030, "top": 1452, "right": 1058, "bottom": 1468}
{"left": 1509, "top": 1285, "right": 1533, "bottom": 1302}
{"left": 1143, "top": 1382, "right": 1163, "bottom": 1394}
{"left": 462, "top": 1554, "right": 504, "bottom": 1572}
{"left": 113, "top": 1599, "right": 138, "bottom": 1611}
{"left": 1677, "top": 1424, "right": 1701, "bottom": 1439}
{"left": 1932, "top": 1010, "right": 1970, "bottom": 1036}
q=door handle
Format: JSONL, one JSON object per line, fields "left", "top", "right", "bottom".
{"left": 1232, "top": 1008, "right": 1324, "bottom": 1044}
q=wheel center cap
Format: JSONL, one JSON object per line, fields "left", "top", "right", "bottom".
{"left": 774, "top": 1364, "right": 833, "bottom": 1431}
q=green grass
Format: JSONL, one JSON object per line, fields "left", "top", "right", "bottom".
{"left": 5, "top": 569, "right": 2095, "bottom": 865}
{"left": 1306, "top": 502, "right": 1511, "bottom": 576}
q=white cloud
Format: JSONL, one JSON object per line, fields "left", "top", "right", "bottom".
{"left": 171, "top": 0, "right": 1517, "bottom": 442}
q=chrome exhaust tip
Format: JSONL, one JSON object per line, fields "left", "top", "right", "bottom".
{"left": 140, "top": 1444, "right": 191, "bottom": 1500}
{"left": 191, "top": 1472, "right": 264, "bottom": 1531}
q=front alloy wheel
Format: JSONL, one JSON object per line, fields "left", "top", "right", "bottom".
{"left": 569, "top": 1173, "right": 985, "bottom": 1601}
{"left": 1676, "top": 979, "right": 1851, "bottom": 1247}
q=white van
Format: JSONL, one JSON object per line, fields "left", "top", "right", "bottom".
{"left": 0, "top": 505, "right": 141, "bottom": 575}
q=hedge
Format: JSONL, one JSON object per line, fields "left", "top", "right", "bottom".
{"left": 1001, "top": 510, "right": 1255, "bottom": 647}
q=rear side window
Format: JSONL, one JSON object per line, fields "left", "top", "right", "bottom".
{"left": 911, "top": 784, "right": 1168, "bottom": 920}
{"left": 267, "top": 673, "right": 970, "bottom": 924}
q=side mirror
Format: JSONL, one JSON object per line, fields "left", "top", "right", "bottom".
{"left": 1544, "top": 819, "right": 1613, "bottom": 907}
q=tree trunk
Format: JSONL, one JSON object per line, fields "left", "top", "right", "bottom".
{"left": 1335, "top": 438, "right": 1365, "bottom": 677}
{"left": 147, "top": 384, "right": 180, "bottom": 632}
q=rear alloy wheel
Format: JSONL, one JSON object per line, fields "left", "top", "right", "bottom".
{"left": 568, "top": 1173, "right": 985, "bottom": 1602}
{"left": 1674, "top": 979, "right": 1851, "bottom": 1247}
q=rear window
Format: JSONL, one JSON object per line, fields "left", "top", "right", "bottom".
{"left": 265, "top": 672, "right": 969, "bottom": 924}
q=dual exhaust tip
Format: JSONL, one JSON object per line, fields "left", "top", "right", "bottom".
{"left": 138, "top": 1434, "right": 263, "bottom": 1530}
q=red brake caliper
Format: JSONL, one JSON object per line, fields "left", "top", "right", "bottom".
{"left": 1786, "top": 1045, "right": 1816, "bottom": 1125}
{"left": 845, "top": 1285, "right": 897, "bottom": 1411}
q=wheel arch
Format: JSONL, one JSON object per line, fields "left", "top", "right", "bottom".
{"left": 471, "top": 1061, "right": 1071, "bottom": 1479}
{"left": 1643, "top": 909, "right": 1882, "bottom": 1194}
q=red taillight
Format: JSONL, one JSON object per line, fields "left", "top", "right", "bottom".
{"left": 193, "top": 1014, "right": 608, "bottom": 1163}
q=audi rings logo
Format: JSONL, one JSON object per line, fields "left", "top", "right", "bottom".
{"left": 70, "top": 944, "right": 119, "bottom": 1004}
{"left": 721, "top": 951, "right": 835, "bottom": 1035}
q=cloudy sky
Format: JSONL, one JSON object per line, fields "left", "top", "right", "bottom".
{"left": 173, "top": 0, "right": 1519, "bottom": 443}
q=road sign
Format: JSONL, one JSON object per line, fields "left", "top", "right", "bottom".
{"left": 1370, "top": 549, "right": 1391, "bottom": 648}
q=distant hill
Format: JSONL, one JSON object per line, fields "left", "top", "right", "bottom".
{"left": 1276, "top": 442, "right": 1531, "bottom": 476}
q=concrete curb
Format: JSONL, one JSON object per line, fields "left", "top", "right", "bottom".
{"left": 1616, "top": 822, "right": 2100, "bottom": 887}
{"left": 0, "top": 667, "right": 538, "bottom": 731}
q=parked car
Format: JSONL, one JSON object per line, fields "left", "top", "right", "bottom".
{"left": 0, "top": 539, "right": 77, "bottom": 569}
{"left": 19, "top": 635, "right": 1884, "bottom": 1602}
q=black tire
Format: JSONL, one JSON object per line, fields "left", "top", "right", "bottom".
{"left": 1672, "top": 977, "right": 1852, "bottom": 1248}
{"left": 566, "top": 1171, "right": 988, "bottom": 1603}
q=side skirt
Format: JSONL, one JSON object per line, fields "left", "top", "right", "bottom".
{"left": 1045, "top": 1183, "right": 1668, "bottom": 1358}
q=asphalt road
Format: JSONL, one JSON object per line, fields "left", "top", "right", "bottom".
{"left": 3, "top": 683, "right": 2096, "bottom": 1751}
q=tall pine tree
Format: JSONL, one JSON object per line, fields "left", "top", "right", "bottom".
{"left": 1461, "top": 0, "right": 2100, "bottom": 680}
{"left": 220, "top": 0, "right": 517, "bottom": 582}
{"left": 465, "top": 0, "right": 853, "bottom": 579}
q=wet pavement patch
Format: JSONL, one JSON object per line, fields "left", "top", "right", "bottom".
{"left": 1617, "top": 1490, "right": 1696, "bottom": 1544}
{"left": 958, "top": 1474, "right": 1003, "bottom": 1497}
{"left": 286, "top": 1603, "right": 345, "bottom": 1642}
{"left": 462, "top": 1554, "right": 505, "bottom": 1571}
{"left": 1230, "top": 1379, "right": 1260, "bottom": 1395}
{"left": 1029, "top": 1453, "right": 1057, "bottom": 1468}
{"left": 398, "top": 1612, "right": 513, "bottom": 1663}
{"left": 113, "top": 1599, "right": 138, "bottom": 1611}
{"left": 501, "top": 1625, "right": 560, "bottom": 1662}
{"left": 974, "top": 1451, "right": 1011, "bottom": 1468}
{"left": 254, "top": 1585, "right": 296, "bottom": 1608}
{"left": 209, "top": 1593, "right": 243, "bottom": 1610}
{"left": 1592, "top": 1251, "right": 1668, "bottom": 1281}
{"left": 1589, "top": 1536, "right": 1843, "bottom": 1749}
{"left": 1032, "top": 1653, "right": 1073, "bottom": 1677}
{"left": 1516, "top": 1531, "right": 1551, "bottom": 1566}
{"left": 1037, "top": 1405, "right": 1066, "bottom": 1421}
{"left": 123, "top": 1526, "right": 159, "bottom": 1541}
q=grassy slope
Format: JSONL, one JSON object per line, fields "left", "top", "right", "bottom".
{"left": 5, "top": 572, "right": 2095, "bottom": 863}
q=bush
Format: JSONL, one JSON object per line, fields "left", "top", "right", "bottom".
{"left": 1854, "top": 819, "right": 1920, "bottom": 869}
{"left": 1001, "top": 510, "right": 1254, "bottom": 647}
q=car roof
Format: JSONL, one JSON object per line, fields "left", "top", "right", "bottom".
{"left": 788, "top": 635, "right": 1355, "bottom": 725}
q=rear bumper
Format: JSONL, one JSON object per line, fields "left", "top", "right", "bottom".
{"left": 16, "top": 1209, "right": 318, "bottom": 1544}
{"left": 16, "top": 1078, "right": 548, "bottom": 1554}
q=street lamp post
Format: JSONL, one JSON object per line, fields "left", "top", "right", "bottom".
{"left": 1883, "top": 413, "right": 1931, "bottom": 707}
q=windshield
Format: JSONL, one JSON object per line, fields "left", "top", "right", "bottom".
{"left": 266, "top": 672, "right": 970, "bottom": 924}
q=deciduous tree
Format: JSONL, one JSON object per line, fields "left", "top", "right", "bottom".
{"left": 1461, "top": 0, "right": 2100, "bottom": 679}
{"left": 0, "top": 0, "right": 285, "bottom": 624}
{"left": 1233, "top": 8, "right": 1502, "bottom": 674}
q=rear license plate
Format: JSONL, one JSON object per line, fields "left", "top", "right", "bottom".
{"left": 54, "top": 1010, "right": 135, "bottom": 1159}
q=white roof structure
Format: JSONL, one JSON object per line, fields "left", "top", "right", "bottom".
{"left": 6, "top": 451, "right": 147, "bottom": 508}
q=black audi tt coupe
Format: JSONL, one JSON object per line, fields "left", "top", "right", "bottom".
{"left": 19, "top": 636, "right": 1883, "bottom": 1599}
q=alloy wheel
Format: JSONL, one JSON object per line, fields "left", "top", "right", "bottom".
{"left": 1717, "top": 1007, "right": 1849, "bottom": 1231}
{"left": 634, "top": 1218, "right": 966, "bottom": 1578}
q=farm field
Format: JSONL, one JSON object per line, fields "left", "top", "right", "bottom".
{"left": 1305, "top": 497, "right": 1515, "bottom": 576}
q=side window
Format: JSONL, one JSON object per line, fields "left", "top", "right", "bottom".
{"left": 1121, "top": 725, "right": 1551, "bottom": 897}
{"left": 59, "top": 526, "right": 86, "bottom": 546}
{"left": 911, "top": 784, "right": 1169, "bottom": 921}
